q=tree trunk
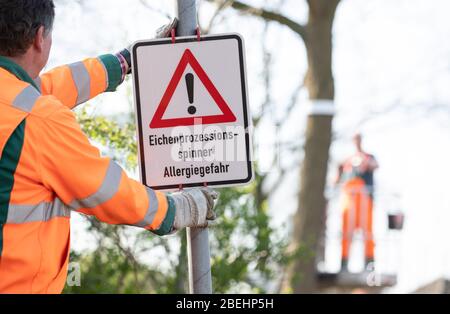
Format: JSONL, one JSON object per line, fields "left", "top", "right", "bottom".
{"left": 284, "top": 0, "right": 339, "bottom": 294}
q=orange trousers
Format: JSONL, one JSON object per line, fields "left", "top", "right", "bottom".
{"left": 341, "top": 178, "right": 374, "bottom": 261}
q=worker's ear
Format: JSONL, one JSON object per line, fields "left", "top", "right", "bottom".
{"left": 33, "top": 26, "right": 46, "bottom": 53}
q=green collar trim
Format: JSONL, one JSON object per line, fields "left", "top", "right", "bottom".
{"left": 0, "top": 56, "right": 38, "bottom": 89}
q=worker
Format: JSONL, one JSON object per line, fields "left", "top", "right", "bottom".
{"left": 0, "top": 0, "right": 218, "bottom": 293}
{"left": 335, "top": 133, "right": 379, "bottom": 272}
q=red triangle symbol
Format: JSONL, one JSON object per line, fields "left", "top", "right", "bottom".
{"left": 150, "top": 49, "right": 237, "bottom": 128}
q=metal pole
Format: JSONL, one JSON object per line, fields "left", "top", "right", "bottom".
{"left": 176, "top": 0, "right": 213, "bottom": 294}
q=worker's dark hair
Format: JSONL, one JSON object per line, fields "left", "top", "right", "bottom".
{"left": 0, "top": 0, "right": 55, "bottom": 57}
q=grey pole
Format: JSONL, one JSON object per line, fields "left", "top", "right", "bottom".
{"left": 176, "top": 0, "right": 213, "bottom": 294}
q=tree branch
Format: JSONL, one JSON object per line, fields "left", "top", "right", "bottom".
{"left": 253, "top": 21, "right": 273, "bottom": 127}
{"left": 201, "top": 0, "right": 233, "bottom": 34}
{"left": 208, "top": 0, "right": 307, "bottom": 41}
{"left": 139, "top": 0, "right": 172, "bottom": 19}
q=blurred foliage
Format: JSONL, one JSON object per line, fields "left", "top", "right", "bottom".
{"left": 64, "top": 105, "right": 288, "bottom": 294}
{"left": 76, "top": 108, "right": 138, "bottom": 170}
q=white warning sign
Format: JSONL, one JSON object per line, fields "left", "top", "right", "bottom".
{"left": 131, "top": 33, "right": 253, "bottom": 190}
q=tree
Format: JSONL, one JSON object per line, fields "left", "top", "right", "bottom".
{"left": 208, "top": 0, "right": 341, "bottom": 292}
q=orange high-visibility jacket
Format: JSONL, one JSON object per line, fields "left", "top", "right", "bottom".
{"left": 0, "top": 55, "right": 175, "bottom": 294}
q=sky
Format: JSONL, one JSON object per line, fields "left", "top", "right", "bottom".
{"left": 50, "top": 0, "right": 450, "bottom": 293}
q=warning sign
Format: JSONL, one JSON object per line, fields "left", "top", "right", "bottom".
{"left": 150, "top": 49, "right": 236, "bottom": 128}
{"left": 131, "top": 33, "right": 253, "bottom": 190}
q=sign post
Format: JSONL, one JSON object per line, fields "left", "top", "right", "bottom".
{"left": 131, "top": 0, "right": 252, "bottom": 294}
{"left": 177, "top": 1, "right": 212, "bottom": 294}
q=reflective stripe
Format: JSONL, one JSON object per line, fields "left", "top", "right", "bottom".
{"left": 34, "top": 77, "right": 42, "bottom": 92}
{"left": 7, "top": 198, "right": 70, "bottom": 224}
{"left": 69, "top": 160, "right": 122, "bottom": 210}
{"left": 12, "top": 85, "right": 40, "bottom": 112}
{"left": 68, "top": 62, "right": 91, "bottom": 105}
{"left": 134, "top": 187, "right": 159, "bottom": 228}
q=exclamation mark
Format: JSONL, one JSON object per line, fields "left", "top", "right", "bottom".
{"left": 185, "top": 73, "right": 196, "bottom": 115}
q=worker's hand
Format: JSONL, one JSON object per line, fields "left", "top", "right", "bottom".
{"left": 171, "top": 187, "right": 219, "bottom": 231}
{"left": 116, "top": 18, "right": 178, "bottom": 75}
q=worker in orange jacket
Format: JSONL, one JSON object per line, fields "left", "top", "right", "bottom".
{"left": 335, "top": 133, "right": 379, "bottom": 272}
{"left": 0, "top": 0, "right": 218, "bottom": 293}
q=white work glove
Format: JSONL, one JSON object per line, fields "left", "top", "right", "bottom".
{"left": 171, "top": 188, "right": 219, "bottom": 231}
{"left": 155, "top": 17, "right": 178, "bottom": 38}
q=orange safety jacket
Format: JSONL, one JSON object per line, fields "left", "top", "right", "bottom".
{"left": 0, "top": 55, "right": 175, "bottom": 294}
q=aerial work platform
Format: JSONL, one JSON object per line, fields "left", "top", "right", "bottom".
{"left": 317, "top": 271, "right": 397, "bottom": 293}
{"left": 316, "top": 182, "right": 404, "bottom": 293}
